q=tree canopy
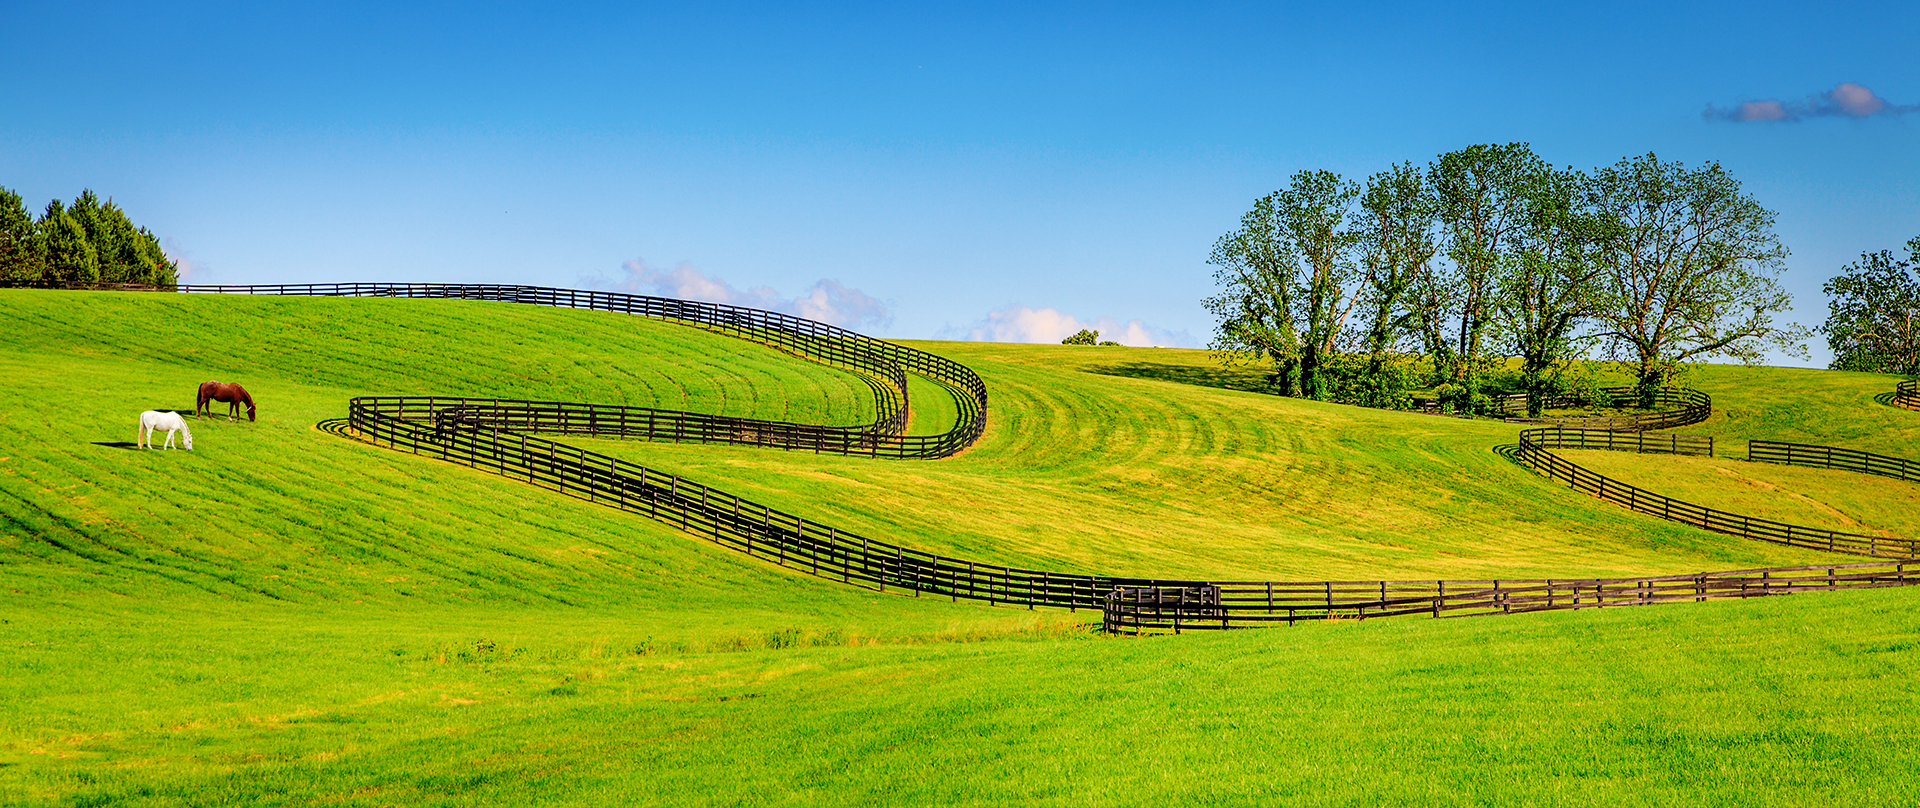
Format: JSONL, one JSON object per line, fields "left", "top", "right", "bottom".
{"left": 0, "top": 187, "right": 178, "bottom": 286}
{"left": 1821, "top": 237, "right": 1920, "bottom": 377}
{"left": 1206, "top": 146, "right": 1809, "bottom": 414}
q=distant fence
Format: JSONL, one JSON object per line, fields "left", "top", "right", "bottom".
{"left": 1499, "top": 386, "right": 1712, "bottom": 431}
{"left": 1517, "top": 427, "right": 1920, "bottom": 559}
{"left": 1750, "top": 440, "right": 1920, "bottom": 484}
{"left": 15, "top": 282, "right": 1916, "bottom": 635}
{"left": 1102, "top": 561, "right": 1920, "bottom": 635}
{"left": 1898, "top": 379, "right": 1920, "bottom": 411}
{"left": 14, "top": 281, "right": 987, "bottom": 460}
{"left": 1407, "top": 386, "right": 1710, "bottom": 431}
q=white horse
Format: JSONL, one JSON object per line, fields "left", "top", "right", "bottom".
{"left": 137, "top": 410, "right": 194, "bottom": 450}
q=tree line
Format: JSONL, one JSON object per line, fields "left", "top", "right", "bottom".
{"left": 0, "top": 186, "right": 179, "bottom": 287}
{"left": 1206, "top": 144, "right": 1808, "bottom": 416}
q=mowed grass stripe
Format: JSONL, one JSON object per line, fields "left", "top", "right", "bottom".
{"left": 7, "top": 291, "right": 1920, "bottom": 805}
{"left": 0, "top": 290, "right": 879, "bottom": 424}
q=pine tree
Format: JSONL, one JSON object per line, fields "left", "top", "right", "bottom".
{"left": 0, "top": 187, "right": 42, "bottom": 282}
{"left": 39, "top": 200, "right": 99, "bottom": 284}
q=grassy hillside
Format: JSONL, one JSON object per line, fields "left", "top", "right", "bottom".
{"left": 3, "top": 289, "right": 1918, "bottom": 806}
{"left": 1558, "top": 450, "right": 1920, "bottom": 538}
{"left": 585, "top": 341, "right": 1903, "bottom": 583}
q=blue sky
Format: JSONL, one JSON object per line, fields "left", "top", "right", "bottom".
{"left": 3, "top": 1, "right": 1915, "bottom": 363}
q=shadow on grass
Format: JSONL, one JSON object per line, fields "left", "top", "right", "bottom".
{"left": 316, "top": 418, "right": 362, "bottom": 441}
{"left": 92, "top": 441, "right": 140, "bottom": 450}
{"left": 1871, "top": 391, "right": 1917, "bottom": 412}
{"left": 1083, "top": 361, "right": 1279, "bottom": 396}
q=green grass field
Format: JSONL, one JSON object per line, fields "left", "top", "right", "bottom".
{"left": 3, "top": 288, "right": 1918, "bottom": 806}
{"left": 1557, "top": 450, "right": 1920, "bottom": 538}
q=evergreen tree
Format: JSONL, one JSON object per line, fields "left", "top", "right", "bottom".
{"left": 0, "top": 187, "right": 41, "bottom": 283}
{"left": 0, "top": 188, "right": 178, "bottom": 287}
{"left": 39, "top": 200, "right": 99, "bottom": 284}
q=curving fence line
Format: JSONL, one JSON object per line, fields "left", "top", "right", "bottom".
{"left": 1106, "top": 431, "right": 1920, "bottom": 635}
{"left": 1498, "top": 386, "right": 1712, "bottom": 431}
{"left": 1515, "top": 427, "right": 1920, "bottom": 559}
{"left": 173, "top": 282, "right": 988, "bottom": 459}
{"left": 12, "top": 282, "right": 1918, "bottom": 635}
{"left": 1898, "top": 379, "right": 1920, "bottom": 411}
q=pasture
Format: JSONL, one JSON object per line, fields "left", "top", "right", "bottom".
{"left": 2, "top": 288, "right": 1918, "bottom": 806}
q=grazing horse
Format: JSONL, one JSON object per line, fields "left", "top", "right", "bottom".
{"left": 138, "top": 410, "right": 193, "bottom": 450}
{"left": 196, "top": 381, "right": 256, "bottom": 422}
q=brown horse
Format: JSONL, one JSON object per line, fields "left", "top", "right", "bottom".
{"left": 196, "top": 381, "right": 256, "bottom": 422}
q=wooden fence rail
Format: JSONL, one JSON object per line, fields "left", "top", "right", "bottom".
{"left": 1517, "top": 427, "right": 1920, "bottom": 558}
{"left": 1898, "top": 379, "right": 1920, "bottom": 412}
{"left": 1102, "top": 561, "right": 1920, "bottom": 634}
{"left": 1496, "top": 386, "right": 1712, "bottom": 431}
{"left": 1749, "top": 440, "right": 1920, "bottom": 484}
{"left": 19, "top": 281, "right": 988, "bottom": 460}
{"left": 12, "top": 282, "right": 1916, "bottom": 635}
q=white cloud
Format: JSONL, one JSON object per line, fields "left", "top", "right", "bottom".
{"left": 940, "top": 304, "right": 1193, "bottom": 348}
{"left": 580, "top": 258, "right": 891, "bottom": 331}
{"left": 1706, "top": 82, "right": 1916, "bottom": 122}
{"left": 162, "top": 237, "right": 205, "bottom": 282}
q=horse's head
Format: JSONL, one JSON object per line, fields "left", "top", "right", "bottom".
{"left": 247, "top": 402, "right": 257, "bottom": 422}
{"left": 181, "top": 426, "right": 194, "bottom": 451}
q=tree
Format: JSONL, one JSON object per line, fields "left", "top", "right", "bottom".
{"left": 1061, "top": 329, "right": 1099, "bottom": 345}
{"left": 1205, "top": 170, "right": 1361, "bottom": 398}
{"left": 1821, "top": 237, "right": 1920, "bottom": 376}
{"left": 1207, "top": 193, "right": 1303, "bottom": 394}
{"left": 1588, "top": 153, "right": 1808, "bottom": 403}
{"left": 1354, "top": 163, "right": 1435, "bottom": 365}
{"left": 68, "top": 189, "right": 177, "bottom": 285}
{"left": 0, "top": 189, "right": 179, "bottom": 287}
{"left": 38, "top": 200, "right": 98, "bottom": 284}
{"left": 1494, "top": 164, "right": 1611, "bottom": 416}
{"left": 0, "top": 187, "right": 41, "bottom": 283}
{"left": 1415, "top": 143, "right": 1542, "bottom": 400}
{"left": 1343, "top": 162, "right": 1435, "bottom": 408}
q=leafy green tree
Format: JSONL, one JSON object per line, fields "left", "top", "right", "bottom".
{"left": 1415, "top": 143, "right": 1542, "bottom": 400}
{"left": 1061, "top": 329, "right": 1099, "bottom": 345}
{"left": 0, "top": 187, "right": 41, "bottom": 283}
{"left": 1821, "top": 237, "right": 1920, "bottom": 376}
{"left": 38, "top": 200, "right": 98, "bottom": 284}
{"left": 1207, "top": 193, "right": 1303, "bottom": 394}
{"left": 1354, "top": 163, "right": 1435, "bottom": 368}
{"left": 1205, "top": 170, "right": 1360, "bottom": 399}
{"left": 1495, "top": 164, "right": 1611, "bottom": 416}
{"left": 1587, "top": 153, "right": 1807, "bottom": 403}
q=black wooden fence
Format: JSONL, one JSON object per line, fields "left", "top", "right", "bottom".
{"left": 1517, "top": 427, "right": 1920, "bottom": 559}
{"left": 15, "top": 282, "right": 1917, "bottom": 635}
{"left": 1102, "top": 561, "right": 1920, "bottom": 634}
{"left": 1898, "top": 379, "right": 1920, "bottom": 411}
{"left": 1497, "top": 386, "right": 1713, "bottom": 431}
{"left": 1750, "top": 440, "right": 1920, "bottom": 484}
{"left": 27, "top": 281, "right": 988, "bottom": 459}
